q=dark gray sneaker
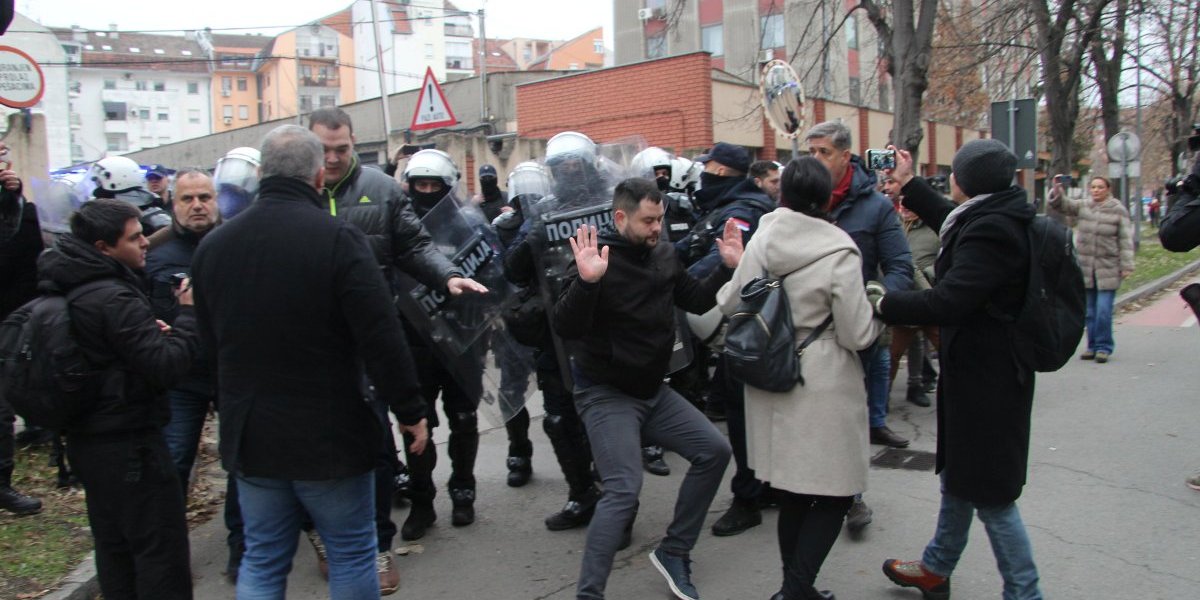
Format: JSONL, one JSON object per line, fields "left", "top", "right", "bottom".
{"left": 649, "top": 547, "right": 699, "bottom": 600}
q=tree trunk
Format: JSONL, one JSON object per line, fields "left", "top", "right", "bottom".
{"left": 1089, "top": 0, "right": 1128, "bottom": 142}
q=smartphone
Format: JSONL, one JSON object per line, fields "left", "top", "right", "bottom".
{"left": 169, "top": 272, "right": 189, "bottom": 290}
{"left": 865, "top": 149, "right": 896, "bottom": 171}
{"left": 1055, "top": 174, "right": 1073, "bottom": 187}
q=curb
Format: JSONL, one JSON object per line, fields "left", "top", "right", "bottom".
{"left": 42, "top": 553, "right": 99, "bottom": 600}
{"left": 1115, "top": 257, "right": 1200, "bottom": 310}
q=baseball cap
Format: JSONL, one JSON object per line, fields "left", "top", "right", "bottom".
{"left": 479, "top": 164, "right": 498, "bottom": 178}
{"left": 695, "top": 142, "right": 751, "bottom": 174}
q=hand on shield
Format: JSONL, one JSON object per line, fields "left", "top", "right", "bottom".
{"left": 714, "top": 219, "right": 744, "bottom": 269}
{"left": 400, "top": 418, "right": 430, "bottom": 455}
{"left": 447, "top": 276, "right": 489, "bottom": 296}
{"left": 569, "top": 225, "right": 608, "bottom": 283}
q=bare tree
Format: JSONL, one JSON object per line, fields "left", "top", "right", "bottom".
{"left": 856, "top": 0, "right": 939, "bottom": 153}
{"left": 1136, "top": 0, "right": 1200, "bottom": 176}
{"left": 1087, "top": 0, "right": 1131, "bottom": 143}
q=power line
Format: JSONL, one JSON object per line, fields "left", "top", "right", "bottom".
{"left": 39, "top": 54, "right": 441, "bottom": 81}
{"left": 7, "top": 10, "right": 473, "bottom": 36}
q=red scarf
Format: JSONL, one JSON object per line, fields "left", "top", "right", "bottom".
{"left": 827, "top": 167, "right": 854, "bottom": 212}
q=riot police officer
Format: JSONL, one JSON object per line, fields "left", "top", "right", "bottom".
{"left": 86, "top": 156, "right": 172, "bottom": 235}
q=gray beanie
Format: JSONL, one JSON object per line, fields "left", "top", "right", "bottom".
{"left": 952, "top": 139, "right": 1017, "bottom": 197}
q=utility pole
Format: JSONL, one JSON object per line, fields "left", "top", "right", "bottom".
{"left": 478, "top": 8, "right": 489, "bottom": 125}
{"left": 370, "top": 0, "right": 394, "bottom": 152}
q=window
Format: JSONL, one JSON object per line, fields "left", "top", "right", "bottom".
{"left": 701, "top": 24, "right": 723, "bottom": 56}
{"left": 135, "top": 81, "right": 148, "bottom": 91}
{"left": 238, "top": 105, "right": 249, "bottom": 120}
{"left": 154, "top": 48, "right": 164, "bottom": 54}
{"left": 568, "top": 62, "right": 580, "bottom": 69}
{"left": 129, "top": 47, "right": 140, "bottom": 53}
{"left": 153, "top": 81, "right": 165, "bottom": 92}
{"left": 318, "top": 66, "right": 332, "bottom": 80}
{"left": 646, "top": 32, "right": 666, "bottom": 59}
{"left": 100, "top": 44, "right": 112, "bottom": 51}
{"left": 138, "top": 108, "right": 150, "bottom": 120}
{"left": 237, "top": 78, "right": 247, "bottom": 91}
{"left": 299, "top": 95, "right": 312, "bottom": 112}
{"left": 103, "top": 79, "right": 116, "bottom": 90}
{"left": 223, "top": 105, "right": 234, "bottom": 119}
{"left": 188, "top": 109, "right": 201, "bottom": 124}
{"left": 846, "top": 13, "right": 858, "bottom": 49}
{"left": 181, "top": 49, "right": 192, "bottom": 56}
{"left": 425, "top": 44, "right": 434, "bottom": 58}
{"left": 157, "top": 108, "right": 169, "bottom": 121}
{"left": 187, "top": 82, "right": 198, "bottom": 94}
{"left": 300, "top": 65, "right": 312, "bottom": 79}
{"left": 523, "top": 46, "right": 532, "bottom": 62}
{"left": 593, "top": 39, "right": 604, "bottom": 54}
{"left": 848, "top": 76, "right": 861, "bottom": 106}
{"left": 222, "top": 76, "right": 232, "bottom": 91}
{"left": 105, "top": 133, "right": 127, "bottom": 151}
{"left": 102, "top": 101, "right": 126, "bottom": 120}
{"left": 319, "top": 95, "right": 336, "bottom": 108}
{"left": 761, "top": 14, "right": 785, "bottom": 49}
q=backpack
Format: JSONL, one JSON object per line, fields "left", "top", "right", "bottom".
{"left": 722, "top": 272, "right": 832, "bottom": 393}
{"left": 992, "top": 216, "right": 1086, "bottom": 372}
{"left": 0, "top": 282, "right": 107, "bottom": 430}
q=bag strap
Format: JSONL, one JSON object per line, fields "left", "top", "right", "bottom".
{"left": 796, "top": 315, "right": 834, "bottom": 355}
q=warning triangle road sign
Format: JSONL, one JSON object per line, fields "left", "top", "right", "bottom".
{"left": 410, "top": 67, "right": 458, "bottom": 131}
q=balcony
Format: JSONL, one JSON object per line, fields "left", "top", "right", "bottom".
{"left": 444, "top": 24, "right": 473, "bottom": 37}
{"left": 300, "top": 76, "right": 339, "bottom": 88}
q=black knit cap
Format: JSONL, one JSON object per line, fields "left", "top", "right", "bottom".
{"left": 952, "top": 139, "right": 1016, "bottom": 197}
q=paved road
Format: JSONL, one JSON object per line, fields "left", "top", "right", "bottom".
{"left": 186, "top": 289, "right": 1200, "bottom": 599}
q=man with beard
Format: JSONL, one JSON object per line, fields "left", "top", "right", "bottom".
{"left": 676, "top": 142, "right": 779, "bottom": 538}
{"left": 144, "top": 169, "right": 246, "bottom": 581}
{"left": 555, "top": 177, "right": 738, "bottom": 600}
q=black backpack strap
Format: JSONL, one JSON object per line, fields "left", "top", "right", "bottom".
{"left": 796, "top": 315, "right": 834, "bottom": 356}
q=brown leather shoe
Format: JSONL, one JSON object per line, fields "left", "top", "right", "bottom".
{"left": 377, "top": 552, "right": 399, "bottom": 595}
{"left": 1094, "top": 352, "right": 1110, "bottom": 363}
{"left": 870, "top": 426, "right": 910, "bottom": 448}
{"left": 882, "top": 559, "right": 950, "bottom": 599}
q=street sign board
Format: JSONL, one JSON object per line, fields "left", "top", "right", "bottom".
{"left": 1108, "top": 160, "right": 1141, "bottom": 179}
{"left": 410, "top": 67, "right": 458, "bottom": 131}
{"left": 1106, "top": 131, "right": 1141, "bottom": 162}
{"left": 990, "top": 99, "right": 1038, "bottom": 169}
{"left": 0, "top": 46, "right": 45, "bottom": 109}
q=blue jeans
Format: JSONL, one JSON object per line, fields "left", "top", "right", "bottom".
{"left": 921, "top": 478, "right": 1042, "bottom": 600}
{"left": 1085, "top": 288, "right": 1116, "bottom": 355}
{"left": 864, "top": 343, "right": 891, "bottom": 428}
{"left": 236, "top": 472, "right": 378, "bottom": 600}
{"left": 163, "top": 387, "right": 213, "bottom": 494}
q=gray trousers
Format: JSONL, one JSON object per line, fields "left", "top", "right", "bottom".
{"left": 574, "top": 383, "right": 732, "bottom": 600}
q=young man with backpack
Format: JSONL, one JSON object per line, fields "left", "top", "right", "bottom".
{"left": 873, "top": 140, "right": 1048, "bottom": 600}
{"left": 37, "top": 198, "right": 200, "bottom": 599}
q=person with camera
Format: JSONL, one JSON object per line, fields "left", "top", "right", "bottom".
{"left": 803, "top": 121, "right": 914, "bottom": 534}
{"left": 1158, "top": 128, "right": 1200, "bottom": 491}
{"left": 874, "top": 140, "right": 1044, "bottom": 600}
{"left": 40, "top": 198, "right": 201, "bottom": 599}
{"left": 1048, "top": 175, "right": 1134, "bottom": 364}
{"left": 716, "top": 157, "right": 883, "bottom": 600}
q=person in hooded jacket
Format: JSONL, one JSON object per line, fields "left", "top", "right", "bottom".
{"left": 876, "top": 140, "right": 1044, "bottom": 600}
{"left": 41, "top": 198, "right": 200, "bottom": 599}
{"left": 473, "top": 164, "right": 509, "bottom": 221}
{"left": 717, "top": 157, "right": 883, "bottom": 600}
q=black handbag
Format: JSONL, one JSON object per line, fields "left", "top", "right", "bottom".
{"left": 722, "top": 271, "right": 832, "bottom": 393}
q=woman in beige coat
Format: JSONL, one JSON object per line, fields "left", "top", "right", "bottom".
{"left": 717, "top": 157, "right": 883, "bottom": 600}
{"left": 1049, "top": 176, "right": 1134, "bottom": 363}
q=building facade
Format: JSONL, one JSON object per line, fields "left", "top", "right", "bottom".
{"left": 199, "top": 32, "right": 270, "bottom": 133}
{"left": 2, "top": 13, "right": 71, "bottom": 169}
{"left": 254, "top": 24, "right": 356, "bottom": 122}
{"left": 52, "top": 26, "right": 212, "bottom": 165}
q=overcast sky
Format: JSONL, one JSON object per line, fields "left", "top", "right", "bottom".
{"left": 18, "top": 0, "right": 613, "bottom": 47}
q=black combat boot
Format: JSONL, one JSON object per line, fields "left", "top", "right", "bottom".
{"left": 0, "top": 482, "right": 41, "bottom": 516}
{"left": 447, "top": 412, "right": 479, "bottom": 527}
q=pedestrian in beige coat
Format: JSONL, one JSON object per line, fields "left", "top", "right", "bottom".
{"left": 1049, "top": 176, "right": 1134, "bottom": 362}
{"left": 717, "top": 157, "right": 882, "bottom": 600}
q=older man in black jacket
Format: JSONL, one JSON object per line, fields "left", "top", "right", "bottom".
{"left": 554, "top": 178, "right": 738, "bottom": 600}
{"left": 875, "top": 140, "right": 1044, "bottom": 600}
{"left": 192, "top": 125, "right": 429, "bottom": 598}
{"left": 39, "top": 198, "right": 200, "bottom": 599}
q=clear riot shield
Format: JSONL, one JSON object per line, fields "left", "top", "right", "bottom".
{"left": 392, "top": 196, "right": 531, "bottom": 426}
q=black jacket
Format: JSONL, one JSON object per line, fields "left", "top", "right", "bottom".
{"left": 677, "top": 177, "right": 775, "bottom": 277}
{"left": 0, "top": 194, "right": 41, "bottom": 319}
{"left": 323, "top": 156, "right": 460, "bottom": 290}
{"left": 145, "top": 224, "right": 215, "bottom": 392}
{"left": 193, "top": 176, "right": 424, "bottom": 481}
{"left": 879, "top": 178, "right": 1035, "bottom": 505}
{"left": 553, "top": 224, "right": 732, "bottom": 399}
{"left": 37, "top": 235, "right": 199, "bottom": 437}
{"left": 1159, "top": 159, "right": 1200, "bottom": 252}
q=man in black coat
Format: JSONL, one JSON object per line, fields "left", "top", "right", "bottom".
{"left": 554, "top": 178, "right": 738, "bottom": 600}
{"left": 875, "top": 140, "right": 1044, "bottom": 600}
{"left": 192, "top": 125, "right": 429, "bottom": 598}
{"left": 39, "top": 198, "right": 200, "bottom": 599}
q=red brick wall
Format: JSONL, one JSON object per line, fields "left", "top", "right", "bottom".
{"left": 813, "top": 99, "right": 826, "bottom": 125}
{"left": 857, "top": 107, "right": 869, "bottom": 152}
{"left": 761, "top": 115, "right": 776, "bottom": 159}
{"left": 517, "top": 52, "right": 714, "bottom": 152}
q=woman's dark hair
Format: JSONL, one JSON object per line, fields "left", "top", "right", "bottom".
{"left": 70, "top": 198, "right": 141, "bottom": 245}
{"left": 779, "top": 156, "right": 833, "bottom": 219}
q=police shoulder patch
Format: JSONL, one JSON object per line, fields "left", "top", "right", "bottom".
{"left": 729, "top": 218, "right": 751, "bottom": 232}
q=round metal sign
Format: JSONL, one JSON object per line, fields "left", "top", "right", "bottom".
{"left": 1106, "top": 131, "right": 1141, "bottom": 162}
{"left": 759, "top": 59, "right": 806, "bottom": 139}
{"left": 0, "top": 46, "right": 45, "bottom": 109}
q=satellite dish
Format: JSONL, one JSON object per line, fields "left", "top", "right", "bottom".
{"left": 759, "top": 59, "right": 806, "bottom": 139}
